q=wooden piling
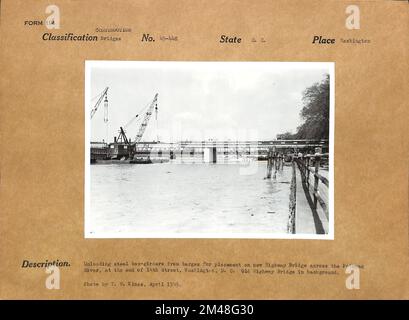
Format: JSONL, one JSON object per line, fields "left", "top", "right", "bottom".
{"left": 306, "top": 156, "right": 310, "bottom": 187}
{"left": 313, "top": 148, "right": 322, "bottom": 209}
{"left": 266, "top": 149, "right": 273, "bottom": 178}
{"left": 288, "top": 159, "right": 297, "bottom": 234}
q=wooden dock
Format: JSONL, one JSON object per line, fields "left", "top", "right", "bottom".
{"left": 266, "top": 147, "right": 330, "bottom": 235}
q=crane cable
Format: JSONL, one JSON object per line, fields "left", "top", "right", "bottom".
{"left": 90, "top": 87, "right": 109, "bottom": 119}
{"left": 155, "top": 101, "right": 159, "bottom": 142}
{"left": 124, "top": 99, "right": 152, "bottom": 129}
{"left": 90, "top": 90, "right": 104, "bottom": 102}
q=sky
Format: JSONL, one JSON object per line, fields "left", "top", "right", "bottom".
{"left": 89, "top": 62, "right": 330, "bottom": 143}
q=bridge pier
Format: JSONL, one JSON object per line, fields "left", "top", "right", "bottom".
{"left": 203, "top": 147, "right": 217, "bottom": 163}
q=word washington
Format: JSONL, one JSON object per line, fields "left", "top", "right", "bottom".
{"left": 42, "top": 33, "right": 98, "bottom": 41}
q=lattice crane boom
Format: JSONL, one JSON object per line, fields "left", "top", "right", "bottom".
{"left": 90, "top": 87, "right": 109, "bottom": 119}
{"left": 133, "top": 93, "right": 158, "bottom": 143}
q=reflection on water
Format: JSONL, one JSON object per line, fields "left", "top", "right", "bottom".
{"left": 88, "top": 162, "right": 292, "bottom": 237}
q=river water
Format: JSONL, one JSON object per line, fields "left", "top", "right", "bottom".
{"left": 87, "top": 161, "right": 292, "bottom": 237}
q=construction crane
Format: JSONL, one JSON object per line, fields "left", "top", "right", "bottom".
{"left": 133, "top": 93, "right": 158, "bottom": 143}
{"left": 117, "top": 127, "right": 129, "bottom": 145}
{"left": 112, "top": 93, "right": 158, "bottom": 159}
{"left": 90, "top": 87, "right": 109, "bottom": 120}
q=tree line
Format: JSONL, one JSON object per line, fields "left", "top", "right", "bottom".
{"left": 277, "top": 74, "right": 330, "bottom": 140}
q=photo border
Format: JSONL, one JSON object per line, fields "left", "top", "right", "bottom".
{"left": 84, "top": 61, "right": 335, "bottom": 240}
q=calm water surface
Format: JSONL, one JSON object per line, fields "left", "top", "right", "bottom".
{"left": 88, "top": 162, "right": 292, "bottom": 236}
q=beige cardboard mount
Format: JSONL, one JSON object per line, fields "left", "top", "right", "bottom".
{"left": 0, "top": 0, "right": 408, "bottom": 299}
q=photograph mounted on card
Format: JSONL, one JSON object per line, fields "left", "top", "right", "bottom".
{"left": 84, "top": 61, "right": 335, "bottom": 239}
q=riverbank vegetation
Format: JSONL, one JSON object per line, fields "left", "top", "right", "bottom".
{"left": 277, "top": 74, "right": 330, "bottom": 140}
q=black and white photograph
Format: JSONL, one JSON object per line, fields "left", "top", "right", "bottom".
{"left": 85, "top": 61, "right": 334, "bottom": 239}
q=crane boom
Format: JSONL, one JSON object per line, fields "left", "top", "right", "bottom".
{"left": 90, "top": 87, "right": 109, "bottom": 119}
{"left": 118, "top": 127, "right": 129, "bottom": 145}
{"left": 133, "top": 93, "right": 158, "bottom": 143}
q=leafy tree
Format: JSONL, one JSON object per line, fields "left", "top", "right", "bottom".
{"left": 276, "top": 131, "right": 295, "bottom": 140}
{"left": 277, "top": 74, "right": 329, "bottom": 140}
{"left": 295, "top": 74, "right": 330, "bottom": 140}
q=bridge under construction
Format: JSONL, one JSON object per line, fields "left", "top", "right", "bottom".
{"left": 89, "top": 87, "right": 328, "bottom": 163}
{"left": 91, "top": 139, "right": 329, "bottom": 163}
